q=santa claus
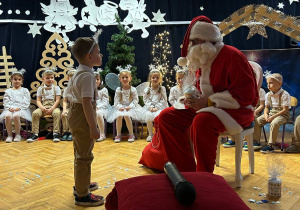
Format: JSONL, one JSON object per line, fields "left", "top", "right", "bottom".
{"left": 139, "top": 15, "right": 259, "bottom": 173}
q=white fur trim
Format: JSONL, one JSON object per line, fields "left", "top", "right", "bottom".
{"left": 197, "top": 106, "right": 243, "bottom": 135}
{"left": 209, "top": 90, "right": 240, "bottom": 109}
{"left": 177, "top": 57, "right": 188, "bottom": 66}
{"left": 190, "top": 22, "right": 223, "bottom": 43}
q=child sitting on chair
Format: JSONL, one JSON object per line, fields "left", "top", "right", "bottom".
{"left": 0, "top": 68, "right": 32, "bottom": 143}
{"left": 61, "top": 68, "right": 76, "bottom": 141}
{"left": 107, "top": 65, "right": 142, "bottom": 143}
{"left": 94, "top": 69, "right": 110, "bottom": 142}
{"left": 27, "top": 67, "right": 61, "bottom": 143}
{"left": 168, "top": 67, "right": 185, "bottom": 106}
{"left": 142, "top": 65, "right": 168, "bottom": 142}
{"left": 253, "top": 73, "right": 291, "bottom": 153}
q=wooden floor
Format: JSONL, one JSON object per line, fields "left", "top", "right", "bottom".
{"left": 0, "top": 131, "right": 299, "bottom": 210}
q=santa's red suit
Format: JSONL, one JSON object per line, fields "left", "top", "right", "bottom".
{"left": 139, "top": 16, "right": 258, "bottom": 173}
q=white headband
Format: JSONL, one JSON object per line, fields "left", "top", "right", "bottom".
{"left": 117, "top": 64, "right": 132, "bottom": 74}
{"left": 263, "top": 70, "right": 282, "bottom": 82}
{"left": 11, "top": 68, "right": 26, "bottom": 76}
{"left": 43, "top": 66, "right": 57, "bottom": 75}
{"left": 88, "top": 29, "right": 103, "bottom": 54}
{"left": 94, "top": 68, "right": 103, "bottom": 75}
{"left": 149, "top": 63, "right": 162, "bottom": 73}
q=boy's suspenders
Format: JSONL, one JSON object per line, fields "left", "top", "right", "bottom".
{"left": 42, "top": 85, "right": 56, "bottom": 101}
{"left": 268, "top": 91, "right": 284, "bottom": 109}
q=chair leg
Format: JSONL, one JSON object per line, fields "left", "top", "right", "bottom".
{"left": 281, "top": 124, "right": 286, "bottom": 151}
{"left": 113, "top": 120, "right": 116, "bottom": 140}
{"left": 216, "top": 137, "right": 221, "bottom": 167}
{"left": 2, "top": 119, "right": 5, "bottom": 140}
{"left": 141, "top": 122, "right": 143, "bottom": 139}
{"left": 233, "top": 133, "right": 243, "bottom": 188}
{"left": 134, "top": 120, "right": 138, "bottom": 139}
{"left": 246, "top": 133, "right": 254, "bottom": 174}
{"left": 105, "top": 119, "right": 107, "bottom": 137}
{"left": 262, "top": 126, "right": 267, "bottom": 142}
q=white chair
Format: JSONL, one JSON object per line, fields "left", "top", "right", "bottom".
{"left": 216, "top": 122, "right": 255, "bottom": 188}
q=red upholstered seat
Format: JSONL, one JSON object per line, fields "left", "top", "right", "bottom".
{"left": 105, "top": 172, "right": 250, "bottom": 210}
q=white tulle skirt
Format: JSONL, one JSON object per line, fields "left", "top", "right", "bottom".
{"left": 0, "top": 109, "right": 32, "bottom": 123}
{"left": 141, "top": 108, "right": 162, "bottom": 122}
{"left": 107, "top": 107, "right": 143, "bottom": 123}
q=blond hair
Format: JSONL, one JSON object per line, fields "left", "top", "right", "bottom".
{"left": 71, "top": 37, "right": 95, "bottom": 62}
{"left": 147, "top": 71, "right": 162, "bottom": 95}
{"left": 266, "top": 73, "right": 283, "bottom": 83}
{"left": 119, "top": 71, "right": 132, "bottom": 102}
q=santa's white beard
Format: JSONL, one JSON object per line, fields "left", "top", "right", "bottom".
{"left": 186, "top": 42, "right": 217, "bottom": 71}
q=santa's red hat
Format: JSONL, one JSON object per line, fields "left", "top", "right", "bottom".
{"left": 177, "top": 16, "right": 223, "bottom": 66}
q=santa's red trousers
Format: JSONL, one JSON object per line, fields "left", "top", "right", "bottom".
{"left": 140, "top": 106, "right": 226, "bottom": 173}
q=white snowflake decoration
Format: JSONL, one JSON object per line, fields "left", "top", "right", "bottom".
{"left": 200, "top": 6, "right": 204, "bottom": 11}
{"left": 278, "top": 2, "right": 284, "bottom": 9}
{"left": 152, "top": 9, "right": 166, "bottom": 24}
{"left": 119, "top": 0, "right": 151, "bottom": 38}
{"left": 28, "top": 22, "right": 42, "bottom": 38}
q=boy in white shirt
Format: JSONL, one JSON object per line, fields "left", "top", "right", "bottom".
{"left": 253, "top": 73, "right": 291, "bottom": 153}
{"left": 68, "top": 35, "right": 103, "bottom": 206}
{"left": 27, "top": 68, "right": 61, "bottom": 142}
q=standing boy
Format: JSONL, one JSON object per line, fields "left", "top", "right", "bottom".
{"left": 68, "top": 36, "right": 103, "bottom": 206}
{"left": 27, "top": 68, "right": 61, "bottom": 142}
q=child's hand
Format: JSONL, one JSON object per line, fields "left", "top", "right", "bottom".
{"left": 264, "top": 114, "right": 269, "bottom": 121}
{"left": 150, "top": 107, "right": 158, "bottom": 112}
{"left": 9, "top": 108, "right": 15, "bottom": 112}
{"left": 61, "top": 111, "right": 68, "bottom": 117}
{"left": 90, "top": 127, "right": 100, "bottom": 139}
{"left": 119, "top": 107, "right": 125, "bottom": 111}
{"left": 46, "top": 108, "right": 53, "bottom": 115}
{"left": 125, "top": 107, "right": 131, "bottom": 111}
{"left": 267, "top": 115, "right": 275, "bottom": 123}
{"left": 254, "top": 110, "right": 258, "bottom": 117}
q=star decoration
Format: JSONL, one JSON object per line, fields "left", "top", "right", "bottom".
{"left": 27, "top": 22, "right": 42, "bottom": 38}
{"left": 200, "top": 6, "right": 204, "bottom": 11}
{"left": 152, "top": 9, "right": 166, "bottom": 24}
{"left": 59, "top": 25, "right": 66, "bottom": 31}
{"left": 84, "top": 11, "right": 90, "bottom": 19}
{"left": 247, "top": 22, "right": 268, "bottom": 40}
{"left": 289, "top": 0, "right": 299, "bottom": 5}
{"left": 68, "top": 41, "right": 74, "bottom": 48}
{"left": 51, "top": 23, "right": 58, "bottom": 28}
{"left": 278, "top": 2, "right": 284, "bottom": 9}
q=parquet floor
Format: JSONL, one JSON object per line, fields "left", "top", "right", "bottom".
{"left": 0, "top": 130, "right": 299, "bottom": 210}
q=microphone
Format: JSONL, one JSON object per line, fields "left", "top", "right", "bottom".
{"left": 164, "top": 162, "right": 196, "bottom": 206}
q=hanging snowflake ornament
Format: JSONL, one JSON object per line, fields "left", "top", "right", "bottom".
{"left": 278, "top": 2, "right": 284, "bottom": 9}
{"left": 27, "top": 22, "right": 42, "bottom": 38}
{"left": 199, "top": 6, "right": 204, "bottom": 11}
{"left": 152, "top": 9, "right": 166, "bottom": 24}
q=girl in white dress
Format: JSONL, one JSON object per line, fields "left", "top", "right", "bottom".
{"left": 142, "top": 67, "right": 168, "bottom": 142}
{"left": 95, "top": 71, "right": 110, "bottom": 142}
{"left": 0, "top": 68, "right": 32, "bottom": 143}
{"left": 168, "top": 69, "right": 186, "bottom": 106}
{"left": 107, "top": 65, "right": 141, "bottom": 143}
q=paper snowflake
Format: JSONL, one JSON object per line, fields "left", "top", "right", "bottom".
{"left": 200, "top": 6, "right": 204, "bottom": 11}
{"left": 278, "top": 2, "right": 284, "bottom": 9}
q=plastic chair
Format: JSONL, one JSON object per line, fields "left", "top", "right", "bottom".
{"left": 262, "top": 96, "right": 298, "bottom": 151}
{"left": 216, "top": 122, "right": 255, "bottom": 188}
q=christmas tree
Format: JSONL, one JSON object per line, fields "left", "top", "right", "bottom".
{"left": 104, "top": 15, "right": 140, "bottom": 85}
{"left": 151, "top": 30, "right": 175, "bottom": 92}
